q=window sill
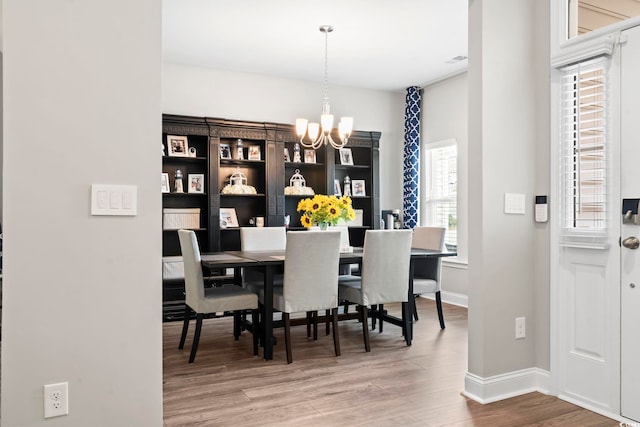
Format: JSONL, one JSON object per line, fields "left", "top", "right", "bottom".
{"left": 442, "top": 257, "right": 468, "bottom": 269}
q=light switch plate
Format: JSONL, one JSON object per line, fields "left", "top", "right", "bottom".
{"left": 91, "top": 184, "right": 137, "bottom": 216}
{"left": 504, "top": 193, "right": 526, "bottom": 215}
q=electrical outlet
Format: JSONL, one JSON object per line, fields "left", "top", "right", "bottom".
{"left": 515, "top": 317, "right": 526, "bottom": 339}
{"left": 44, "top": 382, "right": 68, "bottom": 418}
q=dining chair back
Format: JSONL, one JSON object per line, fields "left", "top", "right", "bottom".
{"left": 178, "top": 230, "right": 259, "bottom": 363}
{"left": 411, "top": 226, "right": 447, "bottom": 328}
{"left": 240, "top": 227, "right": 286, "bottom": 291}
{"left": 272, "top": 230, "right": 342, "bottom": 363}
{"left": 338, "top": 229, "right": 412, "bottom": 352}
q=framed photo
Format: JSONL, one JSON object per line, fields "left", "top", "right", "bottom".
{"left": 304, "top": 149, "right": 316, "bottom": 164}
{"left": 339, "top": 148, "right": 354, "bottom": 165}
{"left": 219, "top": 208, "right": 239, "bottom": 228}
{"left": 284, "top": 148, "right": 291, "bottom": 162}
{"left": 161, "top": 173, "right": 170, "bottom": 193}
{"left": 167, "top": 135, "right": 189, "bottom": 157}
{"left": 248, "top": 145, "right": 261, "bottom": 161}
{"left": 352, "top": 179, "right": 366, "bottom": 197}
{"left": 334, "top": 179, "right": 342, "bottom": 196}
{"left": 188, "top": 174, "right": 205, "bottom": 194}
{"left": 220, "top": 143, "right": 231, "bottom": 159}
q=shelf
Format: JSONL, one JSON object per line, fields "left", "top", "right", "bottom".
{"left": 163, "top": 192, "right": 207, "bottom": 196}
{"left": 335, "top": 164, "right": 370, "bottom": 170}
{"left": 220, "top": 193, "right": 266, "bottom": 197}
{"left": 285, "top": 162, "right": 325, "bottom": 167}
{"left": 220, "top": 159, "right": 266, "bottom": 166}
{"left": 163, "top": 156, "right": 207, "bottom": 162}
{"left": 162, "top": 228, "right": 208, "bottom": 232}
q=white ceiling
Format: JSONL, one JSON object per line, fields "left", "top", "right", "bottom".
{"left": 162, "top": 0, "right": 469, "bottom": 92}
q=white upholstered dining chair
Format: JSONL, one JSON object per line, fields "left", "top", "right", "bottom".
{"left": 338, "top": 229, "right": 412, "bottom": 352}
{"left": 262, "top": 230, "right": 342, "bottom": 363}
{"left": 178, "top": 230, "right": 259, "bottom": 363}
{"left": 411, "top": 226, "right": 447, "bottom": 329}
{"left": 240, "top": 226, "right": 287, "bottom": 293}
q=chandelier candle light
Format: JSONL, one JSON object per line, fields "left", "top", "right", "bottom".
{"left": 296, "top": 25, "right": 353, "bottom": 150}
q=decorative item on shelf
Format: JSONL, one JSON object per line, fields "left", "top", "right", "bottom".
{"left": 352, "top": 179, "right": 366, "bottom": 197}
{"left": 293, "top": 142, "right": 302, "bottom": 163}
{"left": 296, "top": 25, "right": 353, "bottom": 150}
{"left": 188, "top": 174, "right": 204, "bottom": 194}
{"left": 297, "top": 194, "right": 355, "bottom": 229}
{"left": 284, "top": 147, "right": 291, "bottom": 162}
{"left": 167, "top": 135, "right": 189, "bottom": 157}
{"left": 174, "top": 169, "right": 184, "bottom": 193}
{"left": 161, "top": 173, "right": 170, "bottom": 193}
{"left": 232, "top": 138, "right": 244, "bottom": 160}
{"left": 248, "top": 145, "right": 261, "bottom": 160}
{"left": 304, "top": 149, "right": 316, "bottom": 164}
{"left": 339, "top": 148, "right": 354, "bottom": 165}
{"left": 221, "top": 167, "right": 257, "bottom": 195}
{"left": 284, "top": 169, "right": 315, "bottom": 196}
{"left": 343, "top": 175, "right": 351, "bottom": 197}
{"left": 219, "top": 207, "right": 239, "bottom": 228}
{"left": 188, "top": 147, "right": 197, "bottom": 157}
{"left": 220, "top": 143, "right": 231, "bottom": 159}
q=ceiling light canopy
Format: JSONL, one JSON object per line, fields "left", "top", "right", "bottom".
{"left": 296, "top": 25, "right": 353, "bottom": 150}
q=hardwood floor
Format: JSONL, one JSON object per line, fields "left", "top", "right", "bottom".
{"left": 163, "top": 299, "right": 618, "bottom": 426}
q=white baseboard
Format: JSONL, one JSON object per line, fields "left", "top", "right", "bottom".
{"left": 418, "top": 290, "right": 468, "bottom": 308}
{"left": 462, "top": 368, "right": 550, "bottom": 404}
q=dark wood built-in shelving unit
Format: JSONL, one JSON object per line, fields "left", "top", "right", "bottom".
{"left": 161, "top": 114, "right": 380, "bottom": 321}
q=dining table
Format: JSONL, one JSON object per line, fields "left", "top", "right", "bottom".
{"left": 201, "top": 247, "right": 456, "bottom": 360}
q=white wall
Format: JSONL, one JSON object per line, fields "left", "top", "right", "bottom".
{"left": 1, "top": 1, "right": 163, "bottom": 425}
{"left": 162, "top": 63, "right": 405, "bottom": 211}
{"left": 421, "top": 72, "right": 469, "bottom": 302}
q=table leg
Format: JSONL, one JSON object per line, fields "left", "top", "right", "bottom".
{"left": 263, "top": 265, "right": 274, "bottom": 360}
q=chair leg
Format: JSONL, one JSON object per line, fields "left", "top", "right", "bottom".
{"left": 178, "top": 305, "right": 191, "bottom": 350}
{"left": 435, "top": 291, "right": 446, "bottom": 329}
{"left": 306, "top": 311, "right": 312, "bottom": 338}
{"left": 284, "top": 313, "right": 293, "bottom": 364}
{"left": 189, "top": 313, "right": 204, "bottom": 363}
{"left": 360, "top": 305, "right": 371, "bottom": 352}
{"left": 251, "top": 309, "right": 260, "bottom": 356}
{"left": 401, "top": 302, "right": 411, "bottom": 346}
{"left": 325, "top": 309, "right": 331, "bottom": 335}
{"left": 331, "top": 308, "right": 341, "bottom": 356}
{"left": 343, "top": 301, "right": 349, "bottom": 314}
{"left": 233, "top": 312, "right": 241, "bottom": 340}
{"left": 413, "top": 296, "right": 419, "bottom": 321}
{"left": 378, "top": 304, "right": 384, "bottom": 333}
{"left": 370, "top": 304, "right": 377, "bottom": 330}
{"left": 312, "top": 311, "right": 318, "bottom": 341}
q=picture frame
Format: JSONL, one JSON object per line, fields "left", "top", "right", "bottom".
{"left": 334, "top": 179, "right": 342, "bottom": 196}
{"left": 339, "top": 148, "right": 354, "bottom": 165}
{"left": 304, "top": 149, "right": 316, "bottom": 164}
{"left": 161, "top": 173, "right": 170, "bottom": 193}
{"left": 284, "top": 148, "right": 290, "bottom": 162}
{"left": 248, "top": 145, "right": 261, "bottom": 161}
{"left": 220, "top": 143, "right": 231, "bottom": 159}
{"left": 188, "top": 174, "right": 205, "bottom": 194}
{"left": 167, "top": 135, "right": 189, "bottom": 157}
{"left": 352, "top": 179, "right": 366, "bottom": 197}
{"left": 219, "top": 207, "right": 239, "bottom": 228}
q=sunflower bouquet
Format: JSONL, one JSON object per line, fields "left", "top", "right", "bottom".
{"left": 296, "top": 194, "right": 356, "bottom": 229}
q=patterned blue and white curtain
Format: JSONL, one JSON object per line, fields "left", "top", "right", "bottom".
{"left": 403, "top": 86, "right": 421, "bottom": 229}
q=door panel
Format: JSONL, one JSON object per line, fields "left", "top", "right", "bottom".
{"left": 620, "top": 24, "right": 640, "bottom": 423}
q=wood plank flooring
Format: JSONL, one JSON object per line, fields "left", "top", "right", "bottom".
{"left": 163, "top": 299, "right": 618, "bottom": 426}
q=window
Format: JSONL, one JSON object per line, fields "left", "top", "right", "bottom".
{"left": 423, "top": 140, "right": 457, "bottom": 250}
{"left": 560, "top": 55, "right": 609, "bottom": 244}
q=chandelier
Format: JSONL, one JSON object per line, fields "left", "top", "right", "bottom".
{"left": 296, "top": 25, "right": 353, "bottom": 150}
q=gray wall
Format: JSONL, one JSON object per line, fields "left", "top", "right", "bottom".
{"left": 467, "top": 0, "right": 549, "bottom": 377}
{"left": 1, "top": 1, "right": 163, "bottom": 425}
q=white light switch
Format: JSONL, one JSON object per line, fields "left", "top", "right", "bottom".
{"left": 91, "top": 184, "right": 137, "bottom": 216}
{"left": 504, "top": 193, "right": 526, "bottom": 215}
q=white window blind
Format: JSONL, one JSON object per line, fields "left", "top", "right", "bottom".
{"left": 560, "top": 55, "right": 609, "bottom": 245}
{"left": 424, "top": 141, "right": 457, "bottom": 250}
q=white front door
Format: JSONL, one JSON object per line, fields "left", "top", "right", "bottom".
{"left": 620, "top": 24, "right": 640, "bottom": 423}
{"left": 554, "top": 53, "right": 621, "bottom": 414}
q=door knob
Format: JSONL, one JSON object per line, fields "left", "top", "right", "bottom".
{"left": 631, "top": 283, "right": 636, "bottom": 289}
{"left": 622, "top": 236, "right": 640, "bottom": 249}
